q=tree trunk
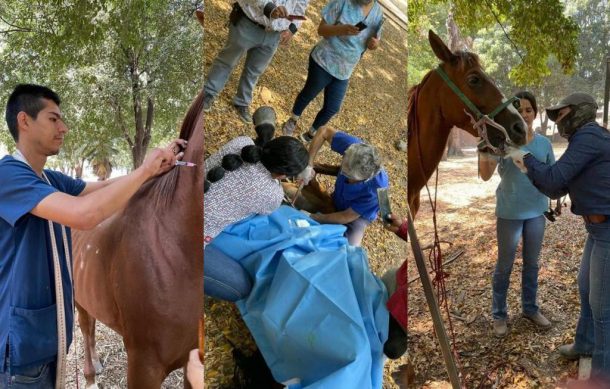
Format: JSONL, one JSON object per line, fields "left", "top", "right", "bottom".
{"left": 445, "top": 11, "right": 465, "bottom": 158}
{"left": 128, "top": 52, "right": 153, "bottom": 169}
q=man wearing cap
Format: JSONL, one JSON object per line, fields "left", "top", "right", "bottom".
{"left": 306, "top": 125, "right": 389, "bottom": 247}
{"left": 507, "top": 92, "right": 610, "bottom": 386}
{"left": 203, "top": 0, "right": 309, "bottom": 123}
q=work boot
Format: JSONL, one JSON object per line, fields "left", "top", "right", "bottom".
{"left": 253, "top": 106, "right": 276, "bottom": 128}
{"left": 233, "top": 104, "right": 252, "bottom": 123}
{"left": 558, "top": 343, "right": 592, "bottom": 361}
{"left": 203, "top": 93, "right": 215, "bottom": 112}
{"left": 493, "top": 318, "right": 508, "bottom": 338}
{"left": 282, "top": 118, "right": 298, "bottom": 136}
{"left": 523, "top": 311, "right": 552, "bottom": 329}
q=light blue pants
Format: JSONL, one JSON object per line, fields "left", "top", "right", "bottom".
{"left": 492, "top": 216, "right": 546, "bottom": 319}
{"left": 573, "top": 223, "right": 610, "bottom": 381}
{"left": 203, "top": 17, "right": 280, "bottom": 107}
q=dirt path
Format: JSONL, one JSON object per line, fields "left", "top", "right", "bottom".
{"left": 407, "top": 145, "right": 589, "bottom": 388}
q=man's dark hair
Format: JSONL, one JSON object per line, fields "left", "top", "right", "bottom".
{"left": 5, "top": 84, "right": 61, "bottom": 142}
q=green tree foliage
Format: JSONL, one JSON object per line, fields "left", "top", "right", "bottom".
{"left": 409, "top": 0, "right": 579, "bottom": 85}
{"left": 0, "top": 0, "right": 202, "bottom": 170}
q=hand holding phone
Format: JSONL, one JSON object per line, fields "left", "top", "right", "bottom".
{"left": 355, "top": 21, "right": 367, "bottom": 31}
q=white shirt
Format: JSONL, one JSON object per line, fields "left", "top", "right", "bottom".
{"left": 204, "top": 136, "right": 284, "bottom": 245}
{"left": 237, "top": 0, "right": 309, "bottom": 31}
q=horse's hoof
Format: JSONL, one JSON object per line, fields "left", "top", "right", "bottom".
{"left": 86, "top": 383, "right": 100, "bottom": 389}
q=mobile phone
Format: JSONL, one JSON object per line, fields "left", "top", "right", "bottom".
{"left": 355, "top": 21, "right": 367, "bottom": 31}
{"left": 377, "top": 188, "right": 392, "bottom": 223}
{"left": 287, "top": 14, "right": 307, "bottom": 21}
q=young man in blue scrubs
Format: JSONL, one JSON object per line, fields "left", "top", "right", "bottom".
{"left": 306, "top": 125, "right": 389, "bottom": 246}
{"left": 0, "top": 84, "right": 179, "bottom": 387}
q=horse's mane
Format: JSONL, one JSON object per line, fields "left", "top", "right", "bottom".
{"left": 407, "top": 50, "right": 481, "bottom": 142}
{"left": 130, "top": 91, "right": 204, "bottom": 209}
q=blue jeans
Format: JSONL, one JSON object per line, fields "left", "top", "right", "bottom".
{"left": 204, "top": 244, "right": 252, "bottom": 302}
{"left": 0, "top": 347, "right": 55, "bottom": 388}
{"left": 573, "top": 226, "right": 610, "bottom": 381}
{"left": 291, "top": 55, "right": 349, "bottom": 132}
{"left": 345, "top": 217, "right": 370, "bottom": 247}
{"left": 203, "top": 17, "right": 280, "bottom": 107}
{"left": 492, "top": 216, "right": 546, "bottom": 319}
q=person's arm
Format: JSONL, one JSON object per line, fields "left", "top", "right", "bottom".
{"left": 31, "top": 147, "right": 176, "bottom": 230}
{"left": 524, "top": 131, "right": 599, "bottom": 199}
{"left": 317, "top": 19, "right": 359, "bottom": 37}
{"left": 383, "top": 213, "right": 407, "bottom": 242}
{"left": 308, "top": 126, "right": 337, "bottom": 165}
{"left": 81, "top": 139, "right": 186, "bottom": 196}
{"left": 310, "top": 207, "right": 360, "bottom": 224}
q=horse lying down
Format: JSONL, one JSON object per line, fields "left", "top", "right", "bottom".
{"left": 207, "top": 205, "right": 403, "bottom": 388}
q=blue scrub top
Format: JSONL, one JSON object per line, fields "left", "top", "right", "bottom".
{"left": 331, "top": 132, "right": 389, "bottom": 222}
{"left": 496, "top": 134, "right": 555, "bottom": 220}
{"left": 0, "top": 156, "right": 85, "bottom": 370}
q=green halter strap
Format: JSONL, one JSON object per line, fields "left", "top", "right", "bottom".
{"left": 435, "top": 65, "right": 518, "bottom": 120}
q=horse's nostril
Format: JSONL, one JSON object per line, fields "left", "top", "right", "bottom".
{"left": 512, "top": 121, "right": 526, "bottom": 135}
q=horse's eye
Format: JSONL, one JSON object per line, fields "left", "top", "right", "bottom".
{"left": 467, "top": 75, "right": 481, "bottom": 87}
{"left": 512, "top": 99, "right": 521, "bottom": 110}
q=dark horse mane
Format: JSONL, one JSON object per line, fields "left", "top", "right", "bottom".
{"left": 128, "top": 91, "right": 204, "bottom": 208}
{"left": 407, "top": 51, "right": 482, "bottom": 142}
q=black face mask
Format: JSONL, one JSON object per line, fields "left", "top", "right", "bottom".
{"left": 353, "top": 0, "right": 373, "bottom": 5}
{"left": 557, "top": 103, "right": 597, "bottom": 140}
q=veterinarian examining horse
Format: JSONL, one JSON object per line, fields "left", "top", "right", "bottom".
{"left": 507, "top": 92, "right": 610, "bottom": 388}
{"left": 204, "top": 106, "right": 310, "bottom": 302}
{"left": 0, "top": 84, "right": 181, "bottom": 388}
{"left": 305, "top": 125, "right": 388, "bottom": 247}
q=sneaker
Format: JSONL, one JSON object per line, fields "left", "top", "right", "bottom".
{"left": 298, "top": 131, "right": 314, "bottom": 144}
{"left": 282, "top": 118, "right": 298, "bottom": 136}
{"left": 493, "top": 318, "right": 508, "bottom": 338}
{"left": 203, "top": 93, "right": 215, "bottom": 112}
{"left": 523, "top": 311, "right": 552, "bottom": 329}
{"left": 233, "top": 104, "right": 252, "bottom": 123}
{"left": 558, "top": 343, "right": 592, "bottom": 361}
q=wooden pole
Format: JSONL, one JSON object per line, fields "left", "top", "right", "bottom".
{"left": 407, "top": 208, "right": 462, "bottom": 388}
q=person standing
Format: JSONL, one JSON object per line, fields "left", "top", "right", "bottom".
{"left": 508, "top": 92, "right": 610, "bottom": 387}
{"left": 479, "top": 91, "right": 555, "bottom": 337}
{"left": 0, "top": 84, "right": 179, "bottom": 387}
{"left": 203, "top": 0, "right": 309, "bottom": 123}
{"left": 282, "top": 0, "right": 383, "bottom": 142}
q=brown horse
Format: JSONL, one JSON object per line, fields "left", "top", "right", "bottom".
{"left": 408, "top": 31, "right": 527, "bottom": 217}
{"left": 72, "top": 21, "right": 204, "bottom": 387}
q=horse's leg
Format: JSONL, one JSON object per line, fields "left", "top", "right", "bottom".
{"left": 126, "top": 348, "right": 166, "bottom": 389}
{"left": 76, "top": 302, "right": 103, "bottom": 388}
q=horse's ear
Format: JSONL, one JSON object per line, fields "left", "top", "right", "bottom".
{"left": 428, "top": 30, "right": 456, "bottom": 63}
{"left": 195, "top": 9, "right": 204, "bottom": 27}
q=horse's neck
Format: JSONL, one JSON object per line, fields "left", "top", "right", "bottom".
{"left": 411, "top": 101, "right": 454, "bottom": 182}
